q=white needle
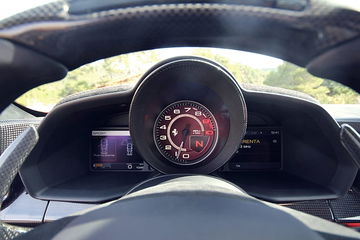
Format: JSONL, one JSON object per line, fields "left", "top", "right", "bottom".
{"left": 176, "top": 141, "right": 184, "bottom": 159}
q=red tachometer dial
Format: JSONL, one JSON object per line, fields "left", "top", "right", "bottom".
{"left": 154, "top": 101, "right": 218, "bottom": 165}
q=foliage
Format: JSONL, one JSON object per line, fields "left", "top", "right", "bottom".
{"left": 191, "top": 49, "right": 267, "bottom": 85}
{"left": 264, "top": 63, "right": 359, "bottom": 104}
{"left": 16, "top": 48, "right": 359, "bottom": 112}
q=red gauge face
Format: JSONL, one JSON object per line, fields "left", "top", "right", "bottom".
{"left": 154, "top": 101, "right": 219, "bottom": 165}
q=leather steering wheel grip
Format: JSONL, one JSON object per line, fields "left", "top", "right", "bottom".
{"left": 18, "top": 175, "right": 360, "bottom": 240}
{"left": 0, "top": 126, "right": 38, "bottom": 239}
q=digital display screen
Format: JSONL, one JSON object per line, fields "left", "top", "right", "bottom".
{"left": 223, "top": 127, "right": 282, "bottom": 171}
{"left": 90, "top": 130, "right": 151, "bottom": 171}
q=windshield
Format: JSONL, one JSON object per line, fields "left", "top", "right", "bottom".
{"left": 15, "top": 47, "right": 360, "bottom": 115}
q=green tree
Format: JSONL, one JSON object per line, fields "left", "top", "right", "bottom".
{"left": 264, "top": 63, "right": 359, "bottom": 104}
{"left": 190, "top": 48, "right": 267, "bottom": 85}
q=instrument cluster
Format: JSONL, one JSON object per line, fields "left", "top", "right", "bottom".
{"left": 90, "top": 57, "right": 284, "bottom": 175}
{"left": 129, "top": 56, "right": 247, "bottom": 174}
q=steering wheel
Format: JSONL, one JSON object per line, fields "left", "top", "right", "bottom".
{"left": 14, "top": 175, "right": 360, "bottom": 240}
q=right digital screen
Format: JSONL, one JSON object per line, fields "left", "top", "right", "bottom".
{"left": 223, "top": 127, "right": 282, "bottom": 171}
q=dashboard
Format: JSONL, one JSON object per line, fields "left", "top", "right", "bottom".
{"left": 18, "top": 56, "right": 357, "bottom": 204}
{"left": 90, "top": 127, "right": 282, "bottom": 172}
{"left": 1, "top": 0, "right": 360, "bottom": 236}
{"left": 89, "top": 58, "right": 282, "bottom": 174}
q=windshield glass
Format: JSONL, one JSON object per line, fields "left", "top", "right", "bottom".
{"left": 15, "top": 47, "right": 360, "bottom": 115}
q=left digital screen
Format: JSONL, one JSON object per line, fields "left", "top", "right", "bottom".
{"left": 91, "top": 130, "right": 151, "bottom": 171}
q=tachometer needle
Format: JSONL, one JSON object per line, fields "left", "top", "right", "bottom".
{"left": 176, "top": 141, "right": 184, "bottom": 159}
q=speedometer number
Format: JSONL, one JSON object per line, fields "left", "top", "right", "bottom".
{"left": 154, "top": 101, "right": 219, "bottom": 165}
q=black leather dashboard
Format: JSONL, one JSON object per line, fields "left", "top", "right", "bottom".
{"left": 16, "top": 84, "right": 357, "bottom": 203}
{"left": 1, "top": 96, "right": 360, "bottom": 227}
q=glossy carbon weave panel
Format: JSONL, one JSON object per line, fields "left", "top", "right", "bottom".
{"left": 0, "top": 1, "right": 67, "bottom": 29}
{"left": 0, "top": 127, "right": 39, "bottom": 205}
{"left": 0, "top": 127, "right": 39, "bottom": 239}
{"left": 330, "top": 189, "right": 360, "bottom": 223}
{"left": 281, "top": 201, "right": 333, "bottom": 221}
{"left": 0, "top": 120, "right": 41, "bottom": 154}
{"left": 0, "top": 223, "right": 30, "bottom": 240}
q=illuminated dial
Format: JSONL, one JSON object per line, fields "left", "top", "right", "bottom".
{"left": 154, "top": 101, "right": 219, "bottom": 165}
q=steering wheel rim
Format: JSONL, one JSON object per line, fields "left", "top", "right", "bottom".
{"left": 15, "top": 175, "right": 360, "bottom": 240}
